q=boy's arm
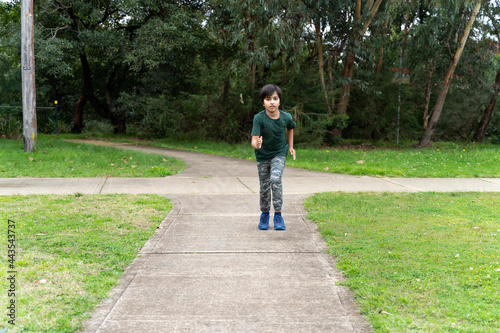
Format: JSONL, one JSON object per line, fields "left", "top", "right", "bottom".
{"left": 251, "top": 136, "right": 263, "bottom": 149}
{"left": 286, "top": 129, "right": 296, "bottom": 160}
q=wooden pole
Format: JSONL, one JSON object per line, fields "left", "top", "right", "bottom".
{"left": 21, "top": 0, "right": 37, "bottom": 152}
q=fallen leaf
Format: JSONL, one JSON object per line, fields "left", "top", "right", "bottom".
{"left": 356, "top": 160, "right": 364, "bottom": 164}
{"left": 131, "top": 165, "right": 137, "bottom": 168}
{"left": 28, "top": 156, "right": 34, "bottom": 161}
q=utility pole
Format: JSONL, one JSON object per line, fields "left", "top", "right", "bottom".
{"left": 21, "top": 0, "right": 37, "bottom": 152}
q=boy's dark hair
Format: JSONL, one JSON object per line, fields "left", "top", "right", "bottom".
{"left": 259, "top": 84, "right": 282, "bottom": 104}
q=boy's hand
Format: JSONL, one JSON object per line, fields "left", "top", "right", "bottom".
{"left": 256, "top": 136, "right": 263, "bottom": 149}
{"left": 289, "top": 147, "right": 296, "bottom": 160}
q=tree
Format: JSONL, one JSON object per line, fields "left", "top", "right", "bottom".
{"left": 472, "top": 1, "right": 500, "bottom": 142}
{"left": 0, "top": 1, "right": 21, "bottom": 106}
{"left": 336, "top": 0, "right": 383, "bottom": 117}
{"left": 36, "top": 0, "right": 206, "bottom": 134}
{"left": 7, "top": 0, "right": 497, "bottom": 145}
{"left": 417, "top": 0, "right": 482, "bottom": 147}
{"left": 472, "top": 62, "right": 500, "bottom": 142}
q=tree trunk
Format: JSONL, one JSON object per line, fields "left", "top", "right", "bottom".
{"left": 376, "top": 42, "right": 384, "bottom": 76}
{"left": 105, "top": 84, "right": 126, "bottom": 134}
{"left": 376, "top": 17, "right": 390, "bottom": 77}
{"left": 80, "top": 51, "right": 128, "bottom": 134}
{"left": 71, "top": 94, "right": 86, "bottom": 133}
{"left": 250, "top": 62, "right": 256, "bottom": 90}
{"left": 336, "top": 0, "right": 361, "bottom": 118}
{"left": 417, "top": 0, "right": 481, "bottom": 147}
{"left": 362, "top": 0, "right": 383, "bottom": 35}
{"left": 245, "top": 7, "right": 257, "bottom": 91}
{"left": 80, "top": 52, "right": 109, "bottom": 118}
{"left": 401, "top": 10, "right": 411, "bottom": 60}
{"left": 314, "top": 19, "right": 331, "bottom": 114}
{"left": 250, "top": 36, "right": 257, "bottom": 90}
{"left": 327, "top": 54, "right": 335, "bottom": 110}
{"left": 337, "top": 51, "right": 355, "bottom": 116}
{"left": 282, "top": 49, "right": 288, "bottom": 85}
{"left": 109, "top": 112, "right": 126, "bottom": 134}
{"left": 376, "top": 17, "right": 391, "bottom": 77}
{"left": 472, "top": 67, "right": 500, "bottom": 142}
{"left": 221, "top": 75, "right": 230, "bottom": 103}
{"left": 337, "top": 0, "right": 383, "bottom": 118}
{"left": 423, "top": 66, "right": 434, "bottom": 130}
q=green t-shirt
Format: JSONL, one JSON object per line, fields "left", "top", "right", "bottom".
{"left": 251, "top": 110, "right": 297, "bottom": 162}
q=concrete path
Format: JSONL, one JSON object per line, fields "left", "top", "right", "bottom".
{"left": 2, "top": 140, "right": 500, "bottom": 196}
{"left": 2, "top": 140, "right": 500, "bottom": 332}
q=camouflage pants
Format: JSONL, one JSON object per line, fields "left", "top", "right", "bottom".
{"left": 257, "top": 155, "right": 286, "bottom": 213}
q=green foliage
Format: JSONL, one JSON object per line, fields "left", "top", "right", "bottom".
{"left": 489, "top": 126, "right": 500, "bottom": 145}
{"left": 2, "top": 0, "right": 498, "bottom": 144}
{"left": 0, "top": 108, "right": 22, "bottom": 139}
{"left": 0, "top": 2, "right": 21, "bottom": 108}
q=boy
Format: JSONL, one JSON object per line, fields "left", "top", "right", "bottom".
{"left": 251, "top": 84, "right": 296, "bottom": 230}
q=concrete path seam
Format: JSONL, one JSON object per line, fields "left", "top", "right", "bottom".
{"left": 145, "top": 197, "right": 184, "bottom": 254}
{"left": 380, "top": 177, "right": 422, "bottom": 192}
{"left": 236, "top": 177, "right": 255, "bottom": 193}
{"left": 479, "top": 177, "right": 498, "bottom": 184}
{"left": 97, "top": 177, "right": 108, "bottom": 194}
{"left": 140, "top": 251, "right": 323, "bottom": 255}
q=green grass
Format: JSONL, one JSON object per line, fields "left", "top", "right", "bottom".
{"left": 0, "top": 135, "right": 187, "bottom": 177}
{"left": 304, "top": 192, "right": 500, "bottom": 332}
{"left": 0, "top": 194, "right": 171, "bottom": 332}
{"left": 92, "top": 136, "right": 500, "bottom": 178}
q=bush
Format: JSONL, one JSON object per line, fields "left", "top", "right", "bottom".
{"left": 489, "top": 127, "right": 500, "bottom": 144}
{"left": 0, "top": 108, "right": 22, "bottom": 139}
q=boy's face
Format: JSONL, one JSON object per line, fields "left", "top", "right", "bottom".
{"left": 263, "top": 91, "right": 280, "bottom": 116}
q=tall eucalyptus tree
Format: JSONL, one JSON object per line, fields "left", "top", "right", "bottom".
{"left": 417, "top": 0, "right": 482, "bottom": 146}
{"left": 472, "top": 0, "right": 500, "bottom": 142}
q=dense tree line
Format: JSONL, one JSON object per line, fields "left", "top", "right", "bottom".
{"left": 1, "top": 0, "right": 499, "bottom": 146}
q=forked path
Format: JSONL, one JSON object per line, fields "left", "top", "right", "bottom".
{"left": 1, "top": 140, "right": 499, "bottom": 331}
{"left": 74, "top": 140, "right": 374, "bottom": 332}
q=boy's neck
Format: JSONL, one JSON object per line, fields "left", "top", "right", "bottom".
{"left": 266, "top": 109, "right": 280, "bottom": 119}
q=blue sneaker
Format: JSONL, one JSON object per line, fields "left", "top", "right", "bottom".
{"left": 274, "top": 215, "right": 286, "bottom": 230}
{"left": 258, "top": 212, "right": 270, "bottom": 230}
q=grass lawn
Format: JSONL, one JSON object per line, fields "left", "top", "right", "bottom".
{"left": 3, "top": 134, "right": 499, "bottom": 332}
{"left": 0, "top": 194, "right": 171, "bottom": 332}
{"left": 84, "top": 135, "right": 500, "bottom": 178}
{"left": 304, "top": 192, "right": 500, "bottom": 333}
{"left": 0, "top": 135, "right": 187, "bottom": 177}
